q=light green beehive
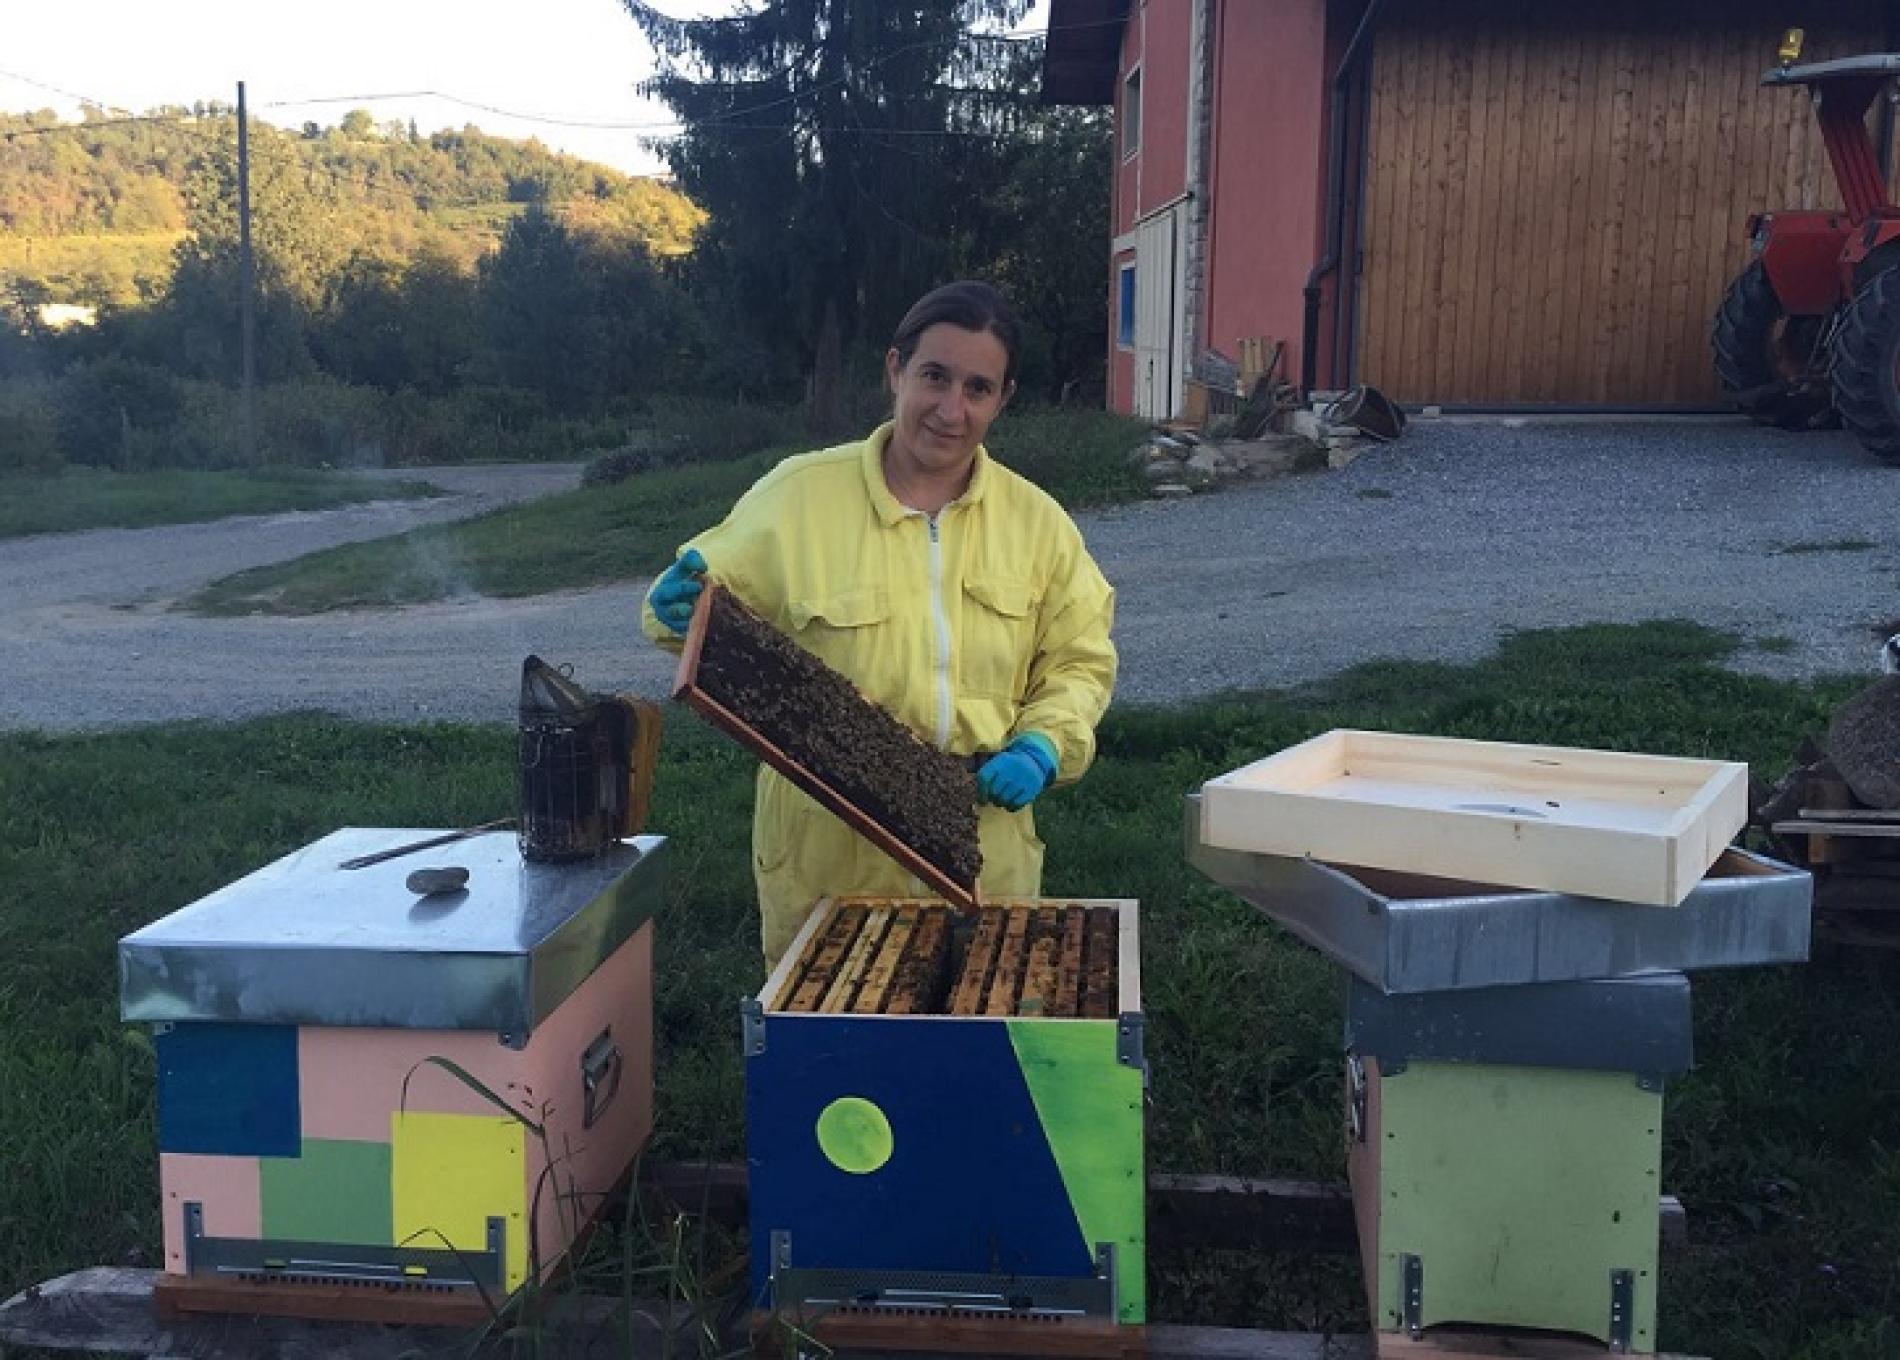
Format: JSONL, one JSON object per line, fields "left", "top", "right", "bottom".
{"left": 1350, "top": 1057, "right": 1662, "bottom": 1351}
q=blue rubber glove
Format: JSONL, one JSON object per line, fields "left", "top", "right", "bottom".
{"left": 976, "top": 734, "right": 1059, "bottom": 812}
{"left": 651, "top": 548, "right": 707, "bottom": 636}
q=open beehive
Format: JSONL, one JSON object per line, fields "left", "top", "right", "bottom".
{"left": 768, "top": 900, "right": 1123, "bottom": 1018}
{"left": 675, "top": 584, "right": 982, "bottom": 909}
{"left": 746, "top": 896, "right": 1146, "bottom": 1352}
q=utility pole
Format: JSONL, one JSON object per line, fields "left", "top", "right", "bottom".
{"left": 237, "top": 80, "right": 257, "bottom": 463}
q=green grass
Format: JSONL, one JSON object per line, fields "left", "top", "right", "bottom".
{"left": 186, "top": 450, "right": 784, "bottom": 614}
{"left": 0, "top": 467, "right": 443, "bottom": 539}
{"left": 1, "top": 620, "right": 1891, "bottom": 1358}
{"left": 184, "top": 408, "right": 1153, "bottom": 616}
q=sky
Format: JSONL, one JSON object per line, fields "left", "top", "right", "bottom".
{"left": 2, "top": 0, "right": 1052, "bottom": 180}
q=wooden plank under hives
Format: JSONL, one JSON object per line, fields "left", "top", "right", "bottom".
{"left": 776, "top": 1309, "right": 1139, "bottom": 1357}
{"left": 888, "top": 906, "right": 952, "bottom": 1015}
{"left": 951, "top": 907, "right": 1006, "bottom": 1016}
{"left": 672, "top": 586, "right": 980, "bottom": 911}
{"left": 984, "top": 907, "right": 1033, "bottom": 1016}
{"left": 852, "top": 906, "right": 915, "bottom": 1014}
{"left": 787, "top": 904, "right": 866, "bottom": 1013}
{"left": 153, "top": 1272, "right": 490, "bottom": 1328}
{"left": 821, "top": 906, "right": 890, "bottom": 1013}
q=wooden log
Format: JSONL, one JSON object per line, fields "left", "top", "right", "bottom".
{"left": 1773, "top": 820, "right": 1900, "bottom": 840}
{"left": 761, "top": 1308, "right": 1142, "bottom": 1357}
{"left": 2, "top": 1269, "right": 1707, "bottom": 1360}
{"left": 154, "top": 1271, "right": 492, "bottom": 1328}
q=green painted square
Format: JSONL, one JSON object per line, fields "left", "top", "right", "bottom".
{"left": 260, "top": 1138, "right": 393, "bottom": 1247}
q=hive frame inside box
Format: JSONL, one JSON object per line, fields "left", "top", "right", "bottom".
{"left": 745, "top": 896, "right": 1146, "bottom": 1356}
{"left": 1200, "top": 730, "right": 1749, "bottom": 907}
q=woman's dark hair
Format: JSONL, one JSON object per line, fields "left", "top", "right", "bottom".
{"left": 889, "top": 281, "right": 1022, "bottom": 388}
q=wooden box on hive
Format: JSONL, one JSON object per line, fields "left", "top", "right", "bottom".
{"left": 118, "top": 829, "right": 666, "bottom": 1325}
{"left": 745, "top": 896, "right": 1146, "bottom": 1354}
{"left": 1344, "top": 973, "right": 1694, "bottom": 1355}
{"left": 1199, "top": 730, "right": 1749, "bottom": 907}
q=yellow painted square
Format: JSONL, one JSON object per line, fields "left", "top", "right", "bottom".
{"left": 391, "top": 1111, "right": 528, "bottom": 1291}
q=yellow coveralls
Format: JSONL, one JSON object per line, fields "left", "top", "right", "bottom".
{"left": 643, "top": 421, "right": 1117, "bottom": 968}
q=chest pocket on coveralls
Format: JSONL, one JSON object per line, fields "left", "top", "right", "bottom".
{"left": 960, "top": 575, "right": 1038, "bottom": 700}
{"left": 786, "top": 588, "right": 889, "bottom": 683}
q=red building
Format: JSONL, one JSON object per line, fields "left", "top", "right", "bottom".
{"left": 1043, "top": 0, "right": 1897, "bottom": 417}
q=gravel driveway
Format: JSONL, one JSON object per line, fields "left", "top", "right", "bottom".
{"left": 1, "top": 421, "right": 1894, "bottom": 732}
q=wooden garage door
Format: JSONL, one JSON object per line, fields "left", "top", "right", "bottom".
{"left": 1354, "top": 0, "right": 1897, "bottom": 406}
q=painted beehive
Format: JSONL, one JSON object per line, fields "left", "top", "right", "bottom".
{"left": 119, "top": 829, "right": 665, "bottom": 1322}
{"left": 745, "top": 896, "right": 1146, "bottom": 1344}
{"left": 1345, "top": 973, "right": 1693, "bottom": 1354}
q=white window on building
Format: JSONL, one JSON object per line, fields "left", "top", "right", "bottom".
{"left": 1122, "top": 66, "right": 1142, "bottom": 160}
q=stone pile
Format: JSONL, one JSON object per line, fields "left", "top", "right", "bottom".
{"left": 1126, "top": 430, "right": 1334, "bottom": 497}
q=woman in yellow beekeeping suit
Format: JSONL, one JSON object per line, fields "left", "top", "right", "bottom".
{"left": 642, "top": 281, "right": 1117, "bottom": 970}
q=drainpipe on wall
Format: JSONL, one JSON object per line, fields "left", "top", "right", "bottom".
{"left": 1301, "top": 0, "right": 1390, "bottom": 397}
{"left": 1183, "top": 0, "right": 1217, "bottom": 379}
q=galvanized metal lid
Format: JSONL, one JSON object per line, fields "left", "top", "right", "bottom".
{"left": 119, "top": 828, "right": 666, "bottom": 1037}
{"left": 1185, "top": 795, "right": 1810, "bottom": 993}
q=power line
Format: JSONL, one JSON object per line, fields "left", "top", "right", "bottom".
{"left": 1, "top": 12, "right": 1115, "bottom": 149}
{"left": 0, "top": 66, "right": 129, "bottom": 115}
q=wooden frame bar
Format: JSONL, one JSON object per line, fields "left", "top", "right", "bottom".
{"left": 673, "top": 585, "right": 980, "bottom": 911}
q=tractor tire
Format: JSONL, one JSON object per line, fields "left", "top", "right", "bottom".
{"left": 1828, "top": 268, "right": 1900, "bottom": 465}
{"left": 1712, "top": 260, "right": 1830, "bottom": 429}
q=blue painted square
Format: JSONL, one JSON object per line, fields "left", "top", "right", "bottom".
{"left": 747, "top": 1014, "right": 1088, "bottom": 1306}
{"left": 156, "top": 1022, "right": 301, "bottom": 1157}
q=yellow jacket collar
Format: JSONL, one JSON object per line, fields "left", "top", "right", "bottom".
{"left": 862, "top": 421, "right": 994, "bottom": 525}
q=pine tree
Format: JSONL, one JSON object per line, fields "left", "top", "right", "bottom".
{"left": 621, "top": 0, "right": 1033, "bottom": 428}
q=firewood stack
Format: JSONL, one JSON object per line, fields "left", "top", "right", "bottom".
{"left": 1754, "top": 665, "right": 1900, "bottom": 943}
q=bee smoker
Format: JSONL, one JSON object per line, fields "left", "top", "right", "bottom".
{"left": 517, "top": 655, "right": 662, "bottom": 862}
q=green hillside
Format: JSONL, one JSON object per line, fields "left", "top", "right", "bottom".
{"left": 0, "top": 107, "right": 703, "bottom": 308}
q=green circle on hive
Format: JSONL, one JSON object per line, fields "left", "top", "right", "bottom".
{"left": 816, "top": 1096, "right": 894, "bottom": 1173}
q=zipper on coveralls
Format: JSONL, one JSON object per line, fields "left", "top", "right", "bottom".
{"left": 927, "top": 514, "right": 953, "bottom": 748}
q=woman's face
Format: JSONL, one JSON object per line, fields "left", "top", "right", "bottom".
{"left": 885, "top": 323, "right": 1014, "bottom": 481}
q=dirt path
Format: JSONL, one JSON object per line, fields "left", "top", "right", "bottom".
{"left": 1, "top": 422, "right": 1894, "bottom": 732}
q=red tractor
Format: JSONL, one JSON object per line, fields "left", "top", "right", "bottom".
{"left": 1712, "top": 46, "right": 1900, "bottom": 464}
